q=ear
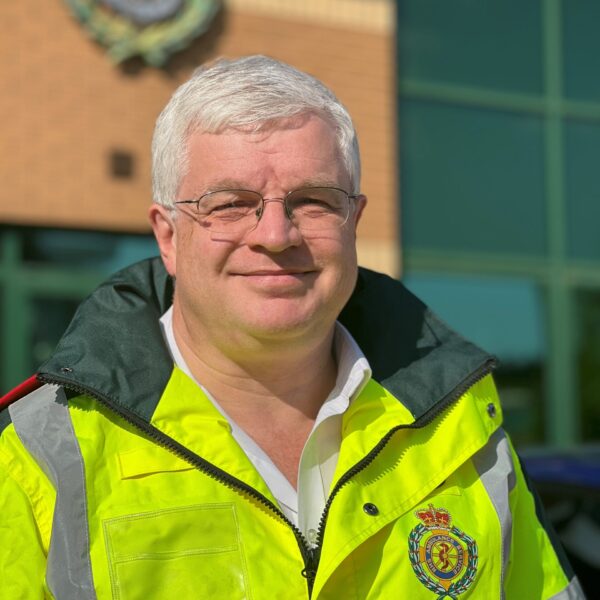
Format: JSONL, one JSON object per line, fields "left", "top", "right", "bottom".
{"left": 149, "top": 203, "right": 177, "bottom": 277}
{"left": 352, "top": 194, "right": 368, "bottom": 231}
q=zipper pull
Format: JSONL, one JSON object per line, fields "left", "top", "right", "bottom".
{"left": 301, "top": 546, "right": 321, "bottom": 595}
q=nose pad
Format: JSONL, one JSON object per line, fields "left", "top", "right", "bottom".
{"left": 256, "top": 198, "right": 294, "bottom": 227}
{"left": 247, "top": 198, "right": 302, "bottom": 248}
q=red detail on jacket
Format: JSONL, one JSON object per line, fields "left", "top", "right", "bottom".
{"left": 0, "top": 375, "right": 41, "bottom": 411}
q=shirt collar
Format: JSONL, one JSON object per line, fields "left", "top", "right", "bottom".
{"left": 159, "top": 306, "right": 372, "bottom": 425}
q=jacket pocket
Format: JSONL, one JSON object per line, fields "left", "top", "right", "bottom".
{"left": 103, "top": 503, "right": 250, "bottom": 600}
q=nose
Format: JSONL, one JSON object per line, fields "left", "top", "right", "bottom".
{"left": 245, "top": 198, "right": 303, "bottom": 251}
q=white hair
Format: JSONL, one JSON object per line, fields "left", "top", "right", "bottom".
{"left": 151, "top": 55, "right": 361, "bottom": 207}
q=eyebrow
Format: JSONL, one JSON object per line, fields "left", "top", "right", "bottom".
{"left": 203, "top": 177, "right": 343, "bottom": 194}
{"left": 204, "top": 178, "right": 248, "bottom": 192}
{"left": 298, "top": 177, "right": 342, "bottom": 189}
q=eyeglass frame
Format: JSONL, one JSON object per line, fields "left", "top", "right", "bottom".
{"left": 173, "top": 186, "right": 361, "bottom": 234}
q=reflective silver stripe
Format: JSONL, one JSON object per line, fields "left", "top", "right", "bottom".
{"left": 10, "top": 384, "right": 96, "bottom": 599}
{"left": 472, "top": 428, "right": 515, "bottom": 600}
{"left": 550, "top": 577, "right": 587, "bottom": 600}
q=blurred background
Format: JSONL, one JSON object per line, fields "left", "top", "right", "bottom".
{"left": 0, "top": 0, "right": 598, "bottom": 588}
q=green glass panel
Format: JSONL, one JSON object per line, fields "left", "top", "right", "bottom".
{"left": 22, "top": 229, "right": 158, "bottom": 273}
{"left": 565, "top": 120, "right": 600, "bottom": 260}
{"left": 563, "top": 0, "right": 600, "bottom": 102}
{"left": 403, "top": 272, "right": 545, "bottom": 445}
{"left": 0, "top": 287, "right": 4, "bottom": 392}
{"left": 29, "top": 297, "right": 80, "bottom": 376}
{"left": 400, "top": 100, "right": 546, "bottom": 256}
{"left": 397, "top": 0, "right": 542, "bottom": 93}
{"left": 0, "top": 268, "right": 29, "bottom": 394}
{"left": 575, "top": 291, "right": 600, "bottom": 442}
{"left": 0, "top": 229, "right": 160, "bottom": 390}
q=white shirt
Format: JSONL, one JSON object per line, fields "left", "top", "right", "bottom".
{"left": 159, "top": 307, "right": 372, "bottom": 544}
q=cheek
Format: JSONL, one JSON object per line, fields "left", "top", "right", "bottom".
{"left": 337, "top": 235, "right": 360, "bottom": 291}
{"left": 316, "top": 236, "right": 359, "bottom": 295}
{"left": 173, "top": 238, "right": 210, "bottom": 300}
{"left": 310, "top": 229, "right": 357, "bottom": 270}
{"left": 176, "top": 230, "right": 227, "bottom": 277}
{"left": 337, "top": 229, "right": 359, "bottom": 269}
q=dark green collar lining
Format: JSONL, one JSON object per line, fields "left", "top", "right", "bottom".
{"left": 39, "top": 258, "right": 493, "bottom": 424}
{"left": 39, "top": 258, "right": 174, "bottom": 422}
{"left": 339, "top": 268, "right": 493, "bottom": 418}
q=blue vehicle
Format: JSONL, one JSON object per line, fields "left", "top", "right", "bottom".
{"left": 522, "top": 448, "right": 600, "bottom": 595}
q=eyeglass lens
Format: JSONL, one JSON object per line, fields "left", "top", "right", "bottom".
{"left": 195, "top": 188, "right": 350, "bottom": 233}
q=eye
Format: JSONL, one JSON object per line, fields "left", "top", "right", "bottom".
{"left": 295, "top": 196, "right": 329, "bottom": 207}
{"left": 200, "top": 191, "right": 260, "bottom": 219}
{"left": 211, "top": 200, "right": 246, "bottom": 213}
{"left": 289, "top": 189, "right": 344, "bottom": 214}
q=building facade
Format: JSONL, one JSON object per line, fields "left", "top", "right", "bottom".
{"left": 0, "top": 0, "right": 397, "bottom": 392}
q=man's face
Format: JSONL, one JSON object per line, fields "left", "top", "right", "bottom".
{"left": 151, "top": 114, "right": 366, "bottom": 349}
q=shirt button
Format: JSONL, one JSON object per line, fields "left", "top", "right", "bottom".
{"left": 307, "top": 529, "right": 318, "bottom": 544}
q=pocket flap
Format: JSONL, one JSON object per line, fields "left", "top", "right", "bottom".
{"left": 118, "top": 446, "right": 194, "bottom": 479}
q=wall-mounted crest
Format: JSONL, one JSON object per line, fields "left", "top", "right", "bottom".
{"left": 65, "top": 0, "right": 221, "bottom": 66}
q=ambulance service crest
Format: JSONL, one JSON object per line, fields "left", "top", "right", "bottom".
{"left": 64, "top": 0, "right": 220, "bottom": 66}
{"left": 408, "top": 504, "right": 478, "bottom": 599}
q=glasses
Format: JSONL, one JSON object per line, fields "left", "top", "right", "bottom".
{"left": 174, "top": 186, "right": 359, "bottom": 234}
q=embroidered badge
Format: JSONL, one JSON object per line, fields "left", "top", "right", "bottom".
{"left": 408, "top": 504, "right": 478, "bottom": 599}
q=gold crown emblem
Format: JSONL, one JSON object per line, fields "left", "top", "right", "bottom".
{"left": 415, "top": 504, "right": 451, "bottom": 528}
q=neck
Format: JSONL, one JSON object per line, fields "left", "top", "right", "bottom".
{"left": 171, "top": 301, "right": 338, "bottom": 422}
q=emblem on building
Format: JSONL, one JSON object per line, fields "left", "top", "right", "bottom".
{"left": 408, "top": 504, "right": 478, "bottom": 599}
{"left": 65, "top": 0, "right": 221, "bottom": 66}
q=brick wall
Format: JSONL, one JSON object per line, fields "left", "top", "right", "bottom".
{"left": 0, "top": 0, "right": 398, "bottom": 274}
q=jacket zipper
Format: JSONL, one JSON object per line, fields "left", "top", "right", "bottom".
{"left": 309, "top": 357, "right": 497, "bottom": 578}
{"left": 39, "top": 356, "right": 495, "bottom": 597}
{"left": 37, "top": 373, "right": 317, "bottom": 593}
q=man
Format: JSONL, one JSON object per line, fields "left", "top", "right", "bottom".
{"left": 0, "top": 56, "right": 582, "bottom": 598}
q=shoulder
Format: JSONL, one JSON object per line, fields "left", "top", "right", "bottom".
{"left": 0, "top": 376, "right": 47, "bottom": 436}
{"left": 1, "top": 375, "right": 43, "bottom": 411}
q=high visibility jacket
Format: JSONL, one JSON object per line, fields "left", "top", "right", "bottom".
{"left": 0, "top": 259, "right": 583, "bottom": 599}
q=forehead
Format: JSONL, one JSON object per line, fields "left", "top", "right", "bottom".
{"left": 180, "top": 115, "right": 349, "bottom": 195}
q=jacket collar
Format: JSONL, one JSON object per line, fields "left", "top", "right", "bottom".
{"left": 38, "top": 258, "right": 494, "bottom": 424}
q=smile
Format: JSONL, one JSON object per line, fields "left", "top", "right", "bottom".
{"left": 240, "top": 270, "right": 313, "bottom": 277}
{"left": 233, "top": 270, "right": 317, "bottom": 289}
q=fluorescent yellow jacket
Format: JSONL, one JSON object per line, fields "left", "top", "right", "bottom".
{"left": 0, "top": 260, "right": 582, "bottom": 599}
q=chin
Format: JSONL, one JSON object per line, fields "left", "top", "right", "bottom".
{"left": 241, "top": 307, "right": 332, "bottom": 341}
{"left": 246, "top": 317, "right": 313, "bottom": 338}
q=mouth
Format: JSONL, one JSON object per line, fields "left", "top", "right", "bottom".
{"left": 240, "top": 269, "right": 313, "bottom": 277}
{"left": 232, "top": 269, "right": 318, "bottom": 289}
